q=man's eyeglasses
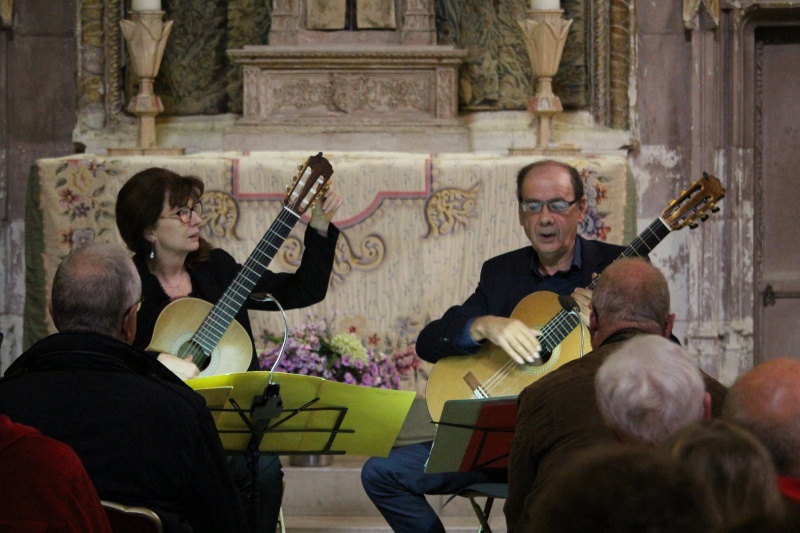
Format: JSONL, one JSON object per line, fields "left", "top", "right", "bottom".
{"left": 125, "top": 296, "right": 143, "bottom": 317}
{"left": 519, "top": 198, "right": 578, "bottom": 214}
{"left": 160, "top": 202, "right": 203, "bottom": 224}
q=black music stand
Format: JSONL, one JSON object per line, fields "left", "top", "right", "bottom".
{"left": 221, "top": 386, "right": 352, "bottom": 530}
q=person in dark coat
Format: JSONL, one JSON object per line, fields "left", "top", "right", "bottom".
{"left": 505, "top": 258, "right": 727, "bottom": 532}
{"left": 0, "top": 243, "right": 247, "bottom": 533}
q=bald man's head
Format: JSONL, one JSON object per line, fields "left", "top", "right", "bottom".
{"left": 723, "top": 358, "right": 800, "bottom": 477}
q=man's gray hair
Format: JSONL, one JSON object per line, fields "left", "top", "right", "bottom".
{"left": 591, "top": 258, "right": 670, "bottom": 331}
{"left": 595, "top": 335, "right": 705, "bottom": 446}
{"left": 51, "top": 243, "right": 141, "bottom": 337}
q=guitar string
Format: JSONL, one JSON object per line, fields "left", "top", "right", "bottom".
{"left": 189, "top": 207, "right": 301, "bottom": 365}
{"left": 477, "top": 221, "right": 668, "bottom": 397}
{"left": 194, "top": 208, "right": 297, "bottom": 346}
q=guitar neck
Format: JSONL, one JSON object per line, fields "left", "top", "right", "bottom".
{"left": 539, "top": 217, "right": 672, "bottom": 354}
{"left": 191, "top": 206, "right": 301, "bottom": 356}
{"left": 586, "top": 217, "right": 672, "bottom": 290}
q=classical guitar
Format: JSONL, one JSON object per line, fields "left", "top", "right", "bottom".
{"left": 146, "top": 153, "right": 334, "bottom": 378}
{"left": 426, "top": 173, "right": 726, "bottom": 420}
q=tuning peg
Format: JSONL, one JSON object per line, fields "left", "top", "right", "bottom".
{"left": 711, "top": 206, "right": 720, "bottom": 213}
{"left": 297, "top": 163, "right": 304, "bottom": 171}
{"left": 286, "top": 185, "right": 291, "bottom": 192}
{"left": 700, "top": 214, "right": 709, "bottom": 222}
{"left": 689, "top": 223, "right": 699, "bottom": 229}
{"left": 703, "top": 171, "right": 709, "bottom": 178}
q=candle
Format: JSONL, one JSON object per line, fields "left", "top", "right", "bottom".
{"left": 131, "top": 0, "right": 161, "bottom": 11}
{"left": 531, "top": 0, "right": 560, "bottom": 9}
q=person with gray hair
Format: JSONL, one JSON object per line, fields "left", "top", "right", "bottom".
{"left": 595, "top": 334, "right": 708, "bottom": 445}
{"left": 0, "top": 243, "right": 246, "bottom": 533}
{"left": 505, "top": 258, "right": 727, "bottom": 532}
{"left": 48, "top": 241, "right": 142, "bottom": 339}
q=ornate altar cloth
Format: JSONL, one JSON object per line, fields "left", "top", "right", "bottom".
{"left": 25, "top": 151, "right": 632, "bottom": 391}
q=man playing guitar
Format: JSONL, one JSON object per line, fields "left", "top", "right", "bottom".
{"left": 361, "top": 160, "right": 625, "bottom": 533}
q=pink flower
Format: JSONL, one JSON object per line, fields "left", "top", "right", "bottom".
{"left": 59, "top": 188, "right": 82, "bottom": 209}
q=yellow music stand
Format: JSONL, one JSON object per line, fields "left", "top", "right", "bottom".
{"left": 188, "top": 371, "right": 415, "bottom": 457}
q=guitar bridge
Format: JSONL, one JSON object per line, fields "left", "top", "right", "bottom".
{"left": 464, "top": 372, "right": 489, "bottom": 399}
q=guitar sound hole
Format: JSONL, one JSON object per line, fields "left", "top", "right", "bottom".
{"left": 178, "top": 340, "right": 210, "bottom": 370}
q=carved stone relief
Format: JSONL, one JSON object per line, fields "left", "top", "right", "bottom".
{"left": 258, "top": 73, "right": 430, "bottom": 118}
{"left": 75, "top": 0, "right": 633, "bottom": 134}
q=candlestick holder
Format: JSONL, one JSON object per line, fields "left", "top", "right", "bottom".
{"left": 512, "top": 7, "right": 576, "bottom": 154}
{"left": 108, "top": 8, "right": 184, "bottom": 155}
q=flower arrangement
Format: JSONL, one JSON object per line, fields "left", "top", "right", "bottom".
{"left": 259, "top": 315, "right": 421, "bottom": 390}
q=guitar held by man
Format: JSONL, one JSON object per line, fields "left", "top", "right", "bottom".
{"left": 421, "top": 163, "right": 725, "bottom": 421}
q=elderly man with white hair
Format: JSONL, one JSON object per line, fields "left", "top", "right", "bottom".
{"left": 595, "top": 334, "right": 710, "bottom": 445}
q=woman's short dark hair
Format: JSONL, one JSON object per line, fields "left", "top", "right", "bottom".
{"left": 116, "top": 167, "right": 212, "bottom": 265}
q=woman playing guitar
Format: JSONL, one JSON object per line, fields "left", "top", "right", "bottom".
{"left": 115, "top": 164, "right": 342, "bottom": 533}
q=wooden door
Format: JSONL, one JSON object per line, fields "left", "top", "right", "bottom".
{"left": 755, "top": 27, "right": 800, "bottom": 362}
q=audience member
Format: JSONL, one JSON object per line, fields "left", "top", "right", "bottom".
{"left": 0, "top": 414, "right": 112, "bottom": 532}
{"left": 723, "top": 358, "right": 800, "bottom": 512}
{"left": 363, "top": 160, "right": 626, "bottom": 533}
{"left": 0, "top": 243, "right": 246, "bottom": 533}
{"left": 504, "top": 257, "right": 727, "bottom": 532}
{"left": 663, "top": 419, "right": 786, "bottom": 528}
{"left": 525, "top": 445, "right": 722, "bottom": 533}
{"left": 595, "top": 334, "right": 708, "bottom": 445}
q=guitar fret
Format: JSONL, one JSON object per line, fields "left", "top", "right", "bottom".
{"left": 191, "top": 205, "right": 302, "bottom": 355}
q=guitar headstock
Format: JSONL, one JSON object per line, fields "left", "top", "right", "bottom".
{"left": 285, "top": 152, "right": 334, "bottom": 214}
{"left": 661, "top": 172, "right": 725, "bottom": 231}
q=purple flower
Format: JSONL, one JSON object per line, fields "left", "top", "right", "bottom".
{"left": 258, "top": 314, "right": 416, "bottom": 389}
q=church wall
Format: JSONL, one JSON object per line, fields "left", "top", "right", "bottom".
{"left": 0, "top": 0, "right": 77, "bottom": 372}
{"left": 630, "top": 0, "right": 695, "bottom": 346}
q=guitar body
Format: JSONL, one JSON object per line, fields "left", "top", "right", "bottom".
{"left": 147, "top": 298, "right": 253, "bottom": 377}
{"left": 425, "top": 291, "right": 591, "bottom": 421}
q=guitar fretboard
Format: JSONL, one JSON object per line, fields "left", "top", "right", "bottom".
{"left": 538, "top": 217, "right": 672, "bottom": 355}
{"left": 191, "top": 206, "right": 301, "bottom": 362}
